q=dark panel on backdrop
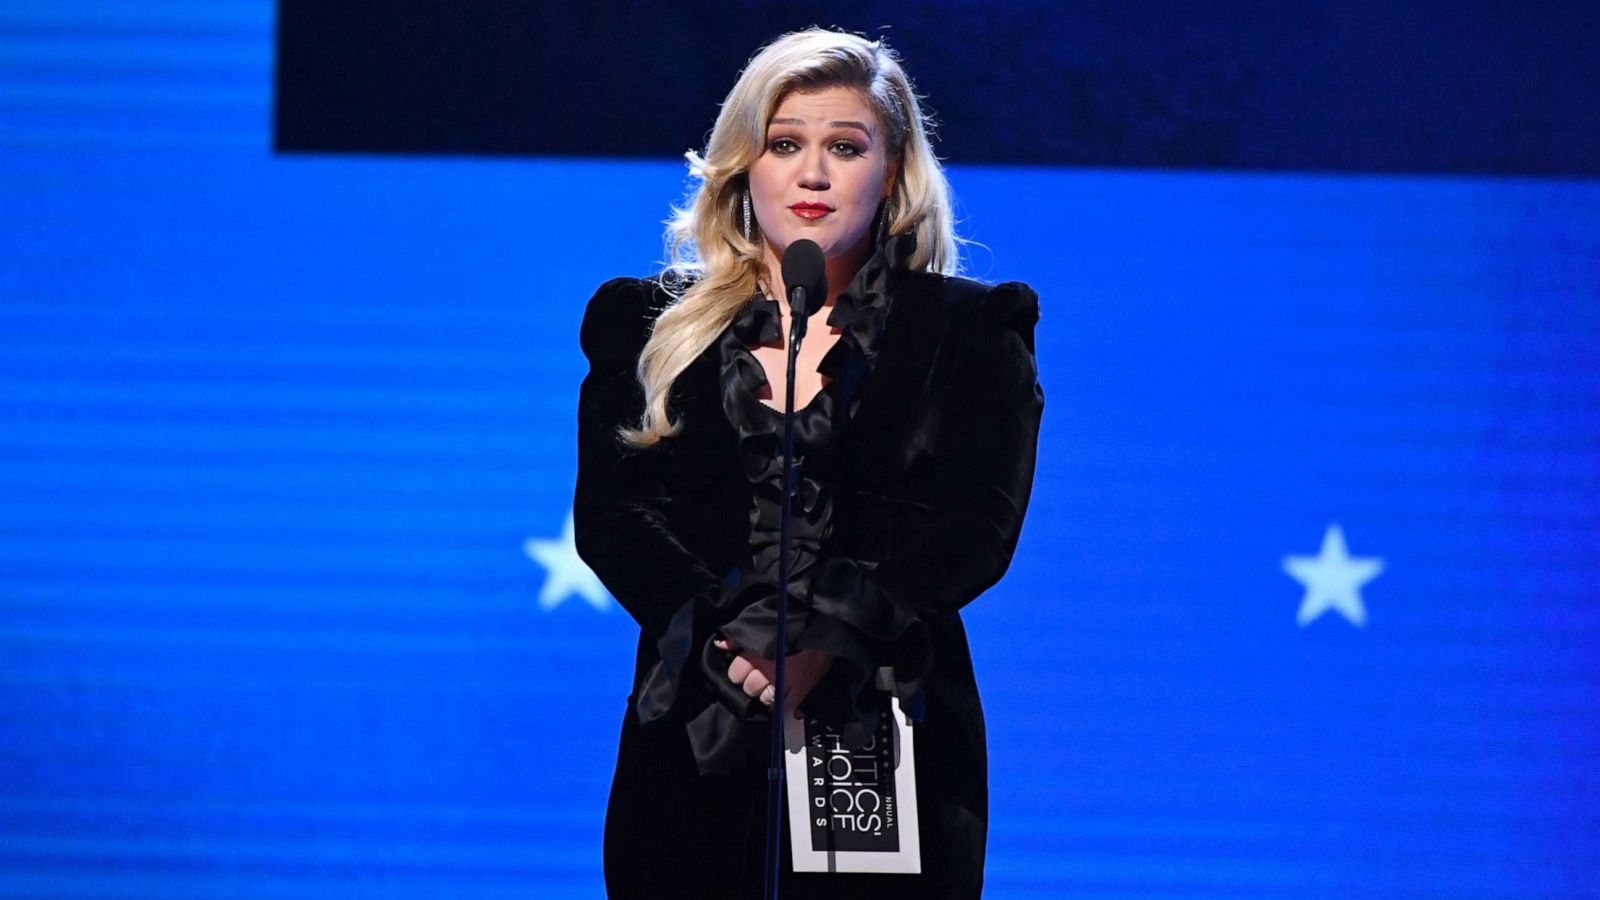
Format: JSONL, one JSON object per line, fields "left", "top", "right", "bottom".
{"left": 275, "top": 1, "right": 1600, "bottom": 176}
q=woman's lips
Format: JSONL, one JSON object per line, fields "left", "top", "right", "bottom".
{"left": 789, "top": 203, "right": 833, "bottom": 220}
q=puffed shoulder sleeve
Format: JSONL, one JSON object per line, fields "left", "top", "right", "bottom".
{"left": 571, "top": 277, "right": 724, "bottom": 639}
{"left": 810, "top": 279, "right": 1043, "bottom": 630}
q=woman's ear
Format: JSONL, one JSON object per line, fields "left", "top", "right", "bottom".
{"left": 882, "top": 157, "right": 902, "bottom": 200}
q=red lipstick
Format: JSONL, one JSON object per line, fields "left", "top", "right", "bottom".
{"left": 789, "top": 202, "right": 833, "bottom": 220}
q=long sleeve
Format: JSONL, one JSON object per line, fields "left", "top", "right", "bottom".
{"left": 806, "top": 280, "right": 1044, "bottom": 637}
{"left": 890, "top": 279, "right": 1044, "bottom": 613}
{"left": 571, "top": 277, "right": 724, "bottom": 640}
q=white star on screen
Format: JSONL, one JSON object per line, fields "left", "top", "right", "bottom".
{"left": 523, "top": 511, "right": 612, "bottom": 611}
{"left": 1282, "top": 523, "right": 1384, "bottom": 628}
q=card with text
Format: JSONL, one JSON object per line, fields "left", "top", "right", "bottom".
{"left": 784, "top": 667, "right": 920, "bottom": 873}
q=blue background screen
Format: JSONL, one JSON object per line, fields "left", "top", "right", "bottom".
{"left": 2, "top": 3, "right": 1596, "bottom": 897}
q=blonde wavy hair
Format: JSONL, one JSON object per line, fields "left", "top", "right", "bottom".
{"left": 619, "top": 27, "right": 960, "bottom": 448}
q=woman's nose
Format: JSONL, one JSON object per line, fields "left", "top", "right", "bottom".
{"left": 797, "top": 150, "right": 829, "bottom": 190}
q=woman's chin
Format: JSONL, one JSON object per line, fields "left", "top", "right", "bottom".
{"left": 767, "top": 227, "right": 871, "bottom": 264}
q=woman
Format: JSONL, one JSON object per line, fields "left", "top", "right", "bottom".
{"left": 573, "top": 28, "right": 1043, "bottom": 899}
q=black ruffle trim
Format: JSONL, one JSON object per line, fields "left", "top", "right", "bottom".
{"left": 633, "top": 230, "right": 932, "bottom": 775}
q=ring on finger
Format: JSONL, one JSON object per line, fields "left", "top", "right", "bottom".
{"left": 760, "top": 685, "right": 777, "bottom": 706}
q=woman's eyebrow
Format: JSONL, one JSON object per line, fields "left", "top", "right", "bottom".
{"left": 769, "top": 117, "right": 875, "bottom": 136}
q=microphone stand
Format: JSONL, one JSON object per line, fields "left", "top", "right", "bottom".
{"left": 764, "top": 286, "right": 808, "bottom": 900}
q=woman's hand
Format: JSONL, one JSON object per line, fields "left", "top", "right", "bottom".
{"left": 713, "top": 636, "right": 833, "bottom": 717}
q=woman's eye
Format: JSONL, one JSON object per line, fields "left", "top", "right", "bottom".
{"left": 766, "top": 137, "right": 864, "bottom": 157}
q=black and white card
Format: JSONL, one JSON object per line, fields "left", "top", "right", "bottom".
{"left": 784, "top": 667, "right": 920, "bottom": 873}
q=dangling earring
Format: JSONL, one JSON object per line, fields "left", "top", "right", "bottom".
{"left": 875, "top": 197, "right": 892, "bottom": 246}
{"left": 741, "top": 187, "right": 753, "bottom": 243}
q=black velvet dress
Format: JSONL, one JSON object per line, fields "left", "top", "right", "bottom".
{"left": 574, "top": 233, "right": 1043, "bottom": 899}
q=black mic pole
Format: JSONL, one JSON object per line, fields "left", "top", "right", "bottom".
{"left": 763, "top": 282, "right": 806, "bottom": 900}
{"left": 765, "top": 238, "right": 824, "bottom": 900}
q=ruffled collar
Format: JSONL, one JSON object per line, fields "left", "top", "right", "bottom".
{"left": 727, "top": 228, "right": 917, "bottom": 377}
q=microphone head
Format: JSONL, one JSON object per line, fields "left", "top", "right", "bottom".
{"left": 780, "top": 239, "right": 828, "bottom": 317}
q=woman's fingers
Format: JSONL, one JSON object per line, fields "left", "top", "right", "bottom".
{"left": 719, "top": 642, "right": 817, "bottom": 708}
{"left": 741, "top": 669, "right": 770, "bottom": 700}
{"left": 725, "top": 654, "right": 773, "bottom": 703}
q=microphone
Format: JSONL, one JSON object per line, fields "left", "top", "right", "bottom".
{"left": 780, "top": 239, "right": 828, "bottom": 341}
